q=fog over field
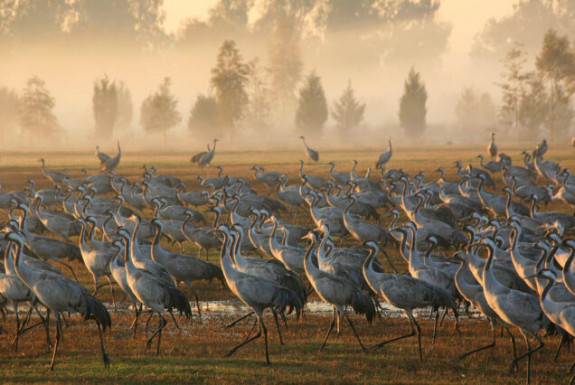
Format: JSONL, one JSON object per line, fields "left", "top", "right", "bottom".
{"left": 0, "top": 0, "right": 574, "bottom": 151}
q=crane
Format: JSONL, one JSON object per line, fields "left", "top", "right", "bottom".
{"left": 304, "top": 231, "right": 375, "bottom": 352}
{"left": 218, "top": 224, "right": 303, "bottom": 365}
{"left": 376, "top": 137, "right": 392, "bottom": 169}
{"left": 299, "top": 135, "right": 319, "bottom": 163}
{"left": 487, "top": 132, "right": 498, "bottom": 158}
{"left": 8, "top": 231, "right": 111, "bottom": 371}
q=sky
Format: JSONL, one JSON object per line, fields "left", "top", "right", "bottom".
{"left": 163, "top": 0, "right": 518, "bottom": 53}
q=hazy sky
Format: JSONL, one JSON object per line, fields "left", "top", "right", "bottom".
{"left": 163, "top": 0, "right": 517, "bottom": 52}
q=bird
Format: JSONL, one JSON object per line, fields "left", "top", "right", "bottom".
{"left": 299, "top": 135, "right": 319, "bottom": 163}
{"left": 303, "top": 231, "right": 375, "bottom": 352}
{"left": 479, "top": 238, "right": 547, "bottom": 384}
{"left": 7, "top": 230, "right": 111, "bottom": 371}
{"left": 117, "top": 225, "right": 192, "bottom": 355}
{"left": 376, "top": 137, "right": 393, "bottom": 169}
{"left": 192, "top": 138, "right": 218, "bottom": 168}
{"left": 218, "top": 224, "right": 303, "bottom": 365}
{"left": 362, "top": 241, "right": 457, "bottom": 361}
{"left": 100, "top": 141, "right": 121, "bottom": 172}
{"left": 487, "top": 132, "right": 497, "bottom": 158}
{"left": 96, "top": 145, "right": 110, "bottom": 164}
{"left": 39, "top": 158, "right": 68, "bottom": 186}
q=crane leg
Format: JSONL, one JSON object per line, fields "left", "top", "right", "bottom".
{"left": 342, "top": 310, "right": 368, "bottom": 353}
{"left": 260, "top": 317, "right": 270, "bottom": 366}
{"left": 271, "top": 310, "right": 284, "bottom": 345}
{"left": 168, "top": 310, "right": 180, "bottom": 330}
{"left": 106, "top": 276, "right": 116, "bottom": 312}
{"left": 454, "top": 318, "right": 496, "bottom": 362}
{"left": 224, "top": 318, "right": 262, "bottom": 358}
{"left": 554, "top": 333, "right": 571, "bottom": 362}
{"left": 320, "top": 308, "right": 337, "bottom": 351}
{"left": 96, "top": 321, "right": 110, "bottom": 368}
{"left": 187, "top": 285, "right": 202, "bottom": 320}
{"left": 130, "top": 304, "right": 142, "bottom": 338}
{"left": 507, "top": 328, "right": 519, "bottom": 372}
{"left": 225, "top": 311, "right": 254, "bottom": 328}
{"left": 369, "top": 311, "right": 418, "bottom": 358}
{"left": 146, "top": 313, "right": 167, "bottom": 355}
{"left": 508, "top": 332, "right": 543, "bottom": 384}
{"left": 49, "top": 317, "right": 62, "bottom": 371}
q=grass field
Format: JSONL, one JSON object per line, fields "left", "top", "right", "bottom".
{"left": 1, "top": 142, "right": 574, "bottom": 384}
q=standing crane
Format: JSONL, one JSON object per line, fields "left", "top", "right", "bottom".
{"left": 117, "top": 226, "right": 192, "bottom": 355}
{"left": 304, "top": 231, "right": 375, "bottom": 352}
{"left": 376, "top": 137, "right": 393, "bottom": 169}
{"left": 100, "top": 141, "right": 121, "bottom": 172}
{"left": 299, "top": 135, "right": 319, "bottom": 163}
{"left": 192, "top": 139, "right": 218, "bottom": 168}
{"left": 362, "top": 241, "right": 456, "bottom": 361}
{"left": 479, "top": 238, "right": 547, "bottom": 384}
{"left": 218, "top": 224, "right": 303, "bottom": 365}
{"left": 488, "top": 132, "right": 498, "bottom": 158}
{"left": 7, "top": 231, "right": 111, "bottom": 371}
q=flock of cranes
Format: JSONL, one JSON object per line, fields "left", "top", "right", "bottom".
{"left": 1, "top": 134, "right": 575, "bottom": 383}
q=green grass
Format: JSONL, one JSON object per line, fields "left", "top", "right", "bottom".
{"left": 1, "top": 143, "right": 575, "bottom": 383}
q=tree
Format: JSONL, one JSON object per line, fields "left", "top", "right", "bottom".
{"left": 398, "top": 67, "right": 427, "bottom": 139}
{"left": 518, "top": 75, "right": 548, "bottom": 137}
{"left": 267, "top": 16, "right": 303, "bottom": 112}
{"left": 332, "top": 81, "right": 365, "bottom": 133}
{"left": 0, "top": 86, "right": 19, "bottom": 134}
{"left": 242, "top": 58, "right": 271, "bottom": 134}
{"left": 140, "top": 77, "right": 181, "bottom": 147}
{"left": 535, "top": 29, "right": 575, "bottom": 140}
{"left": 188, "top": 94, "right": 220, "bottom": 139}
{"left": 472, "top": 0, "right": 575, "bottom": 60}
{"left": 115, "top": 81, "right": 133, "bottom": 131}
{"left": 93, "top": 75, "right": 118, "bottom": 140}
{"left": 18, "top": 76, "right": 60, "bottom": 145}
{"left": 295, "top": 71, "right": 328, "bottom": 136}
{"left": 210, "top": 40, "right": 250, "bottom": 135}
{"left": 498, "top": 43, "right": 530, "bottom": 135}
{"left": 454, "top": 87, "right": 496, "bottom": 137}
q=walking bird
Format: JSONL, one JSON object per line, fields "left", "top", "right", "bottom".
{"left": 191, "top": 139, "right": 218, "bottom": 168}
{"left": 376, "top": 137, "right": 393, "bottom": 169}
{"left": 218, "top": 224, "right": 303, "bottom": 365}
{"left": 7, "top": 231, "right": 111, "bottom": 371}
{"left": 304, "top": 231, "right": 375, "bottom": 352}
{"left": 117, "top": 226, "right": 192, "bottom": 355}
{"left": 487, "top": 132, "right": 497, "bottom": 158}
{"left": 299, "top": 135, "right": 319, "bottom": 163}
{"left": 362, "top": 241, "right": 456, "bottom": 360}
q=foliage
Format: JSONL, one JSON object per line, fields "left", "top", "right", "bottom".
{"left": 140, "top": 77, "right": 181, "bottom": 146}
{"left": 115, "top": 81, "right": 133, "bottom": 131}
{"left": 242, "top": 58, "right": 272, "bottom": 133}
{"left": 518, "top": 75, "right": 549, "bottom": 137}
{"left": 0, "top": 86, "right": 19, "bottom": 134}
{"left": 188, "top": 94, "right": 220, "bottom": 138}
{"left": 472, "top": 0, "right": 575, "bottom": 60}
{"left": 267, "top": 15, "right": 303, "bottom": 111}
{"left": 92, "top": 75, "right": 118, "bottom": 140}
{"left": 454, "top": 87, "right": 496, "bottom": 136}
{"left": 398, "top": 67, "right": 427, "bottom": 138}
{"left": 295, "top": 71, "right": 328, "bottom": 136}
{"left": 332, "top": 81, "right": 365, "bottom": 132}
{"left": 210, "top": 40, "right": 250, "bottom": 134}
{"left": 535, "top": 29, "right": 575, "bottom": 139}
{"left": 497, "top": 43, "right": 530, "bottom": 134}
{"left": 18, "top": 76, "right": 60, "bottom": 144}
{"left": 0, "top": 0, "right": 165, "bottom": 47}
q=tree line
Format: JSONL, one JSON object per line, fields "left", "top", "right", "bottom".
{"left": 1, "top": 27, "right": 574, "bottom": 145}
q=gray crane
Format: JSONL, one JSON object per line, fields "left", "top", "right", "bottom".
{"left": 151, "top": 219, "right": 224, "bottom": 318}
{"left": 7, "top": 231, "right": 111, "bottom": 371}
{"left": 362, "top": 241, "right": 456, "bottom": 360}
{"left": 39, "top": 158, "right": 68, "bottom": 186}
{"left": 218, "top": 224, "right": 303, "bottom": 365}
{"left": 376, "top": 137, "right": 392, "bottom": 169}
{"left": 192, "top": 138, "right": 218, "bottom": 168}
{"left": 479, "top": 239, "right": 547, "bottom": 384}
{"left": 487, "top": 132, "right": 498, "bottom": 158}
{"left": 299, "top": 135, "right": 319, "bottom": 163}
{"left": 304, "top": 231, "right": 375, "bottom": 352}
{"left": 100, "top": 140, "right": 121, "bottom": 172}
{"left": 117, "top": 226, "right": 192, "bottom": 355}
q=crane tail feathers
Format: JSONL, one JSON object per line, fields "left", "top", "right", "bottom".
{"left": 167, "top": 288, "right": 192, "bottom": 319}
{"left": 351, "top": 291, "right": 376, "bottom": 324}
